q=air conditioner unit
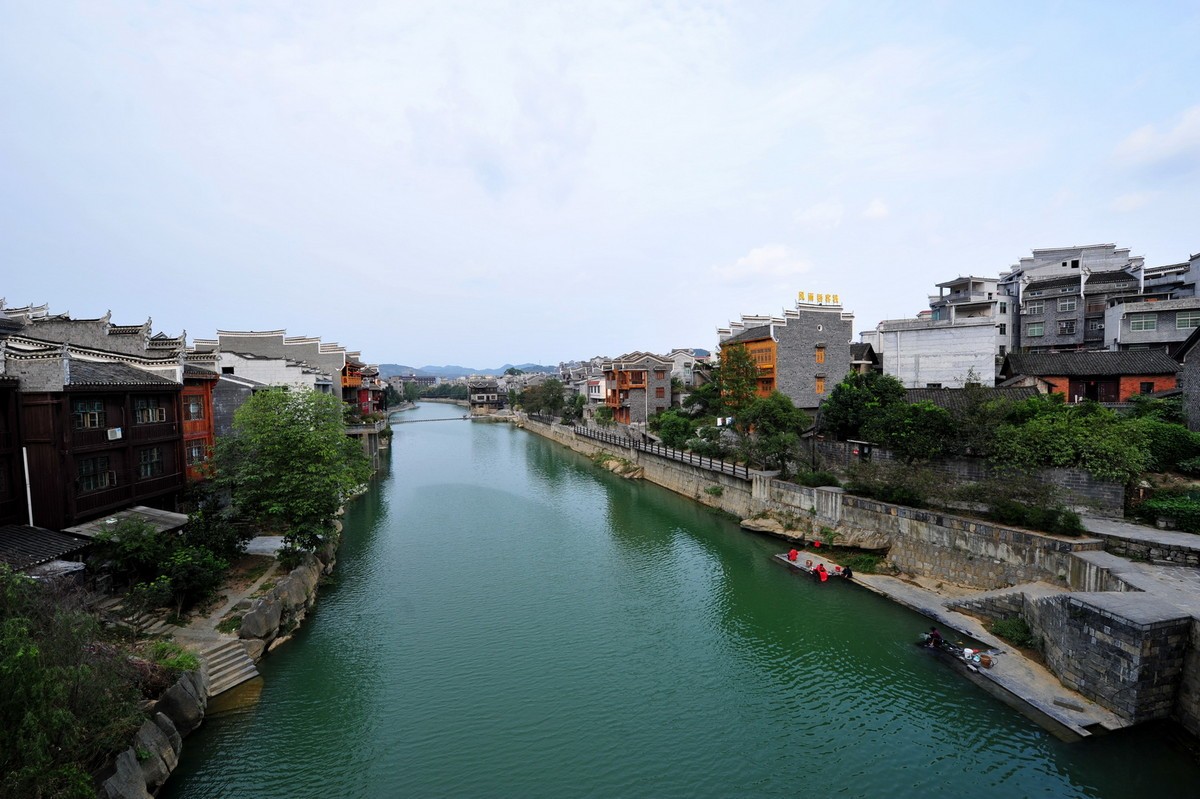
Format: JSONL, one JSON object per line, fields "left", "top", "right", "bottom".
{"left": 106, "top": 427, "right": 123, "bottom": 441}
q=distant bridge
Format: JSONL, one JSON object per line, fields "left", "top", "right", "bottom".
{"left": 390, "top": 416, "right": 470, "bottom": 424}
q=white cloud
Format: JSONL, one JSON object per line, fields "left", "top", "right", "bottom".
{"left": 1111, "top": 191, "right": 1154, "bottom": 213}
{"left": 794, "top": 200, "right": 844, "bottom": 230}
{"left": 1114, "top": 106, "right": 1200, "bottom": 167}
{"left": 711, "top": 245, "right": 812, "bottom": 283}
{"left": 863, "top": 198, "right": 890, "bottom": 219}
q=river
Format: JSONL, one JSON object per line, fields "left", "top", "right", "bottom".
{"left": 163, "top": 401, "right": 1199, "bottom": 798}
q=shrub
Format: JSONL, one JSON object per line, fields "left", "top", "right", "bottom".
{"left": 1135, "top": 491, "right": 1200, "bottom": 533}
{"left": 149, "top": 640, "right": 200, "bottom": 675}
{"left": 704, "top": 485, "right": 724, "bottom": 497}
{"left": 1177, "top": 456, "right": 1200, "bottom": 477}
{"left": 838, "top": 553, "right": 884, "bottom": 573}
{"left": 795, "top": 470, "right": 841, "bottom": 488}
{"left": 988, "top": 616, "right": 1037, "bottom": 649}
{"left": 1125, "top": 417, "right": 1200, "bottom": 472}
{"left": 987, "top": 499, "right": 1083, "bottom": 536}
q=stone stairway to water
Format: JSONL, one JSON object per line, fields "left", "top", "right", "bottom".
{"left": 197, "top": 638, "right": 260, "bottom": 698}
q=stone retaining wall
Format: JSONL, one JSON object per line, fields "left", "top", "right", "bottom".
{"left": 813, "top": 440, "right": 1125, "bottom": 517}
{"left": 1090, "top": 533, "right": 1200, "bottom": 567}
{"left": 946, "top": 592, "right": 1027, "bottom": 622}
{"left": 841, "top": 496, "right": 1104, "bottom": 590}
{"left": 1026, "top": 593, "right": 1192, "bottom": 724}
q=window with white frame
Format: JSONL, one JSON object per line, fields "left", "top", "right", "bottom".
{"left": 186, "top": 441, "right": 207, "bottom": 465}
{"left": 1024, "top": 300, "right": 1044, "bottom": 315}
{"left": 1177, "top": 311, "right": 1200, "bottom": 330}
{"left": 1027, "top": 322, "right": 1044, "bottom": 337}
{"left": 72, "top": 399, "right": 105, "bottom": 429}
{"left": 1130, "top": 314, "right": 1158, "bottom": 332}
{"left": 1058, "top": 320, "right": 1076, "bottom": 335}
{"left": 1058, "top": 297, "right": 1077, "bottom": 312}
{"left": 1088, "top": 319, "right": 1104, "bottom": 331}
{"left": 134, "top": 396, "right": 167, "bottom": 424}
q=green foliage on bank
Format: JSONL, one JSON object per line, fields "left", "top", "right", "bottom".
{"left": 1133, "top": 489, "right": 1200, "bottom": 533}
{"left": 421, "top": 383, "right": 468, "bottom": 399}
{"left": 0, "top": 566, "right": 145, "bottom": 799}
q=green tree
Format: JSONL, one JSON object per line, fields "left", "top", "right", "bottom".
{"left": 403, "top": 381, "right": 422, "bottom": 403}
{"left": 595, "top": 406, "right": 615, "bottom": 427}
{"left": 682, "top": 378, "right": 722, "bottom": 418}
{"left": 504, "top": 367, "right": 525, "bottom": 376}
{"left": 741, "top": 391, "right": 811, "bottom": 475}
{"left": 717, "top": 344, "right": 758, "bottom": 428}
{"left": 216, "top": 389, "right": 372, "bottom": 551}
{"left": 539, "top": 379, "right": 566, "bottom": 417}
{"left": 649, "top": 409, "right": 696, "bottom": 448}
{"left": 818, "top": 372, "right": 906, "bottom": 440}
{"left": 861, "top": 400, "right": 954, "bottom": 464}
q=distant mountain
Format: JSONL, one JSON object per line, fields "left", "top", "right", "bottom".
{"left": 377, "top": 362, "right": 556, "bottom": 378}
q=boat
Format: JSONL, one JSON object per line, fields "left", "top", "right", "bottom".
{"left": 917, "top": 632, "right": 998, "bottom": 673}
{"left": 778, "top": 550, "right": 854, "bottom": 582}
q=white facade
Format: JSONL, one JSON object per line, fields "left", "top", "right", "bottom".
{"left": 871, "top": 317, "right": 998, "bottom": 388}
{"left": 215, "top": 352, "right": 333, "bottom": 392}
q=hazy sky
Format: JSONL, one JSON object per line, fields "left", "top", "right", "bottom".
{"left": 2, "top": 2, "right": 1198, "bottom": 367}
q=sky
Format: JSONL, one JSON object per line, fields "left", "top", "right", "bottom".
{"left": 2, "top": 1, "right": 1199, "bottom": 368}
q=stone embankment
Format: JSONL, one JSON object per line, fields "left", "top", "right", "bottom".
{"left": 517, "top": 415, "right": 1200, "bottom": 741}
{"left": 102, "top": 670, "right": 208, "bottom": 799}
{"left": 237, "top": 546, "right": 329, "bottom": 661}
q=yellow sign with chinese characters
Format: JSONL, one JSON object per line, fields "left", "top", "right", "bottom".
{"left": 797, "top": 291, "right": 840, "bottom": 305}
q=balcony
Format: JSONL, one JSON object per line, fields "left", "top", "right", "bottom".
{"left": 130, "top": 421, "right": 179, "bottom": 443}
{"left": 605, "top": 391, "right": 623, "bottom": 409}
{"left": 342, "top": 374, "right": 363, "bottom": 388}
{"left": 616, "top": 375, "right": 646, "bottom": 390}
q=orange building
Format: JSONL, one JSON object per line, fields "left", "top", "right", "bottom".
{"left": 182, "top": 365, "right": 218, "bottom": 481}
{"left": 719, "top": 326, "right": 777, "bottom": 397}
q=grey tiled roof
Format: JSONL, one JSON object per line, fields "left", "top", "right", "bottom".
{"left": 850, "top": 343, "right": 876, "bottom": 363}
{"left": 0, "top": 525, "right": 92, "bottom": 571}
{"left": 67, "top": 361, "right": 180, "bottom": 387}
{"left": 723, "top": 325, "right": 772, "bottom": 345}
{"left": 1003, "top": 350, "right": 1180, "bottom": 378}
{"left": 904, "top": 386, "right": 1039, "bottom": 413}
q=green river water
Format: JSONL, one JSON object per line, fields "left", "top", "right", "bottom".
{"left": 163, "top": 401, "right": 1200, "bottom": 798}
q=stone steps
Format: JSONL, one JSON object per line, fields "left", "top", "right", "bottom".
{"left": 95, "top": 596, "right": 173, "bottom": 635}
{"left": 197, "top": 639, "right": 259, "bottom": 697}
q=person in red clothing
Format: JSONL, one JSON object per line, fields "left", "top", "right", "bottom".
{"left": 815, "top": 563, "right": 828, "bottom": 582}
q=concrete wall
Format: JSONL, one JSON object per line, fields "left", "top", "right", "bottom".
{"left": 874, "top": 318, "right": 999, "bottom": 387}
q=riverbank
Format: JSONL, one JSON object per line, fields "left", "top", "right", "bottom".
{"left": 514, "top": 415, "right": 1200, "bottom": 745}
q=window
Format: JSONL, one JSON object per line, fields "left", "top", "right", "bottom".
{"left": 815, "top": 346, "right": 825, "bottom": 364}
{"left": 1086, "top": 301, "right": 1106, "bottom": 313}
{"left": 815, "top": 377, "right": 826, "bottom": 394}
{"left": 1140, "top": 382, "right": 1155, "bottom": 395}
{"left": 77, "top": 456, "right": 112, "bottom": 494}
{"left": 998, "top": 324, "right": 1006, "bottom": 335}
{"left": 1027, "top": 322, "right": 1044, "bottom": 337}
{"left": 72, "top": 399, "right": 105, "bottom": 430}
{"left": 1071, "top": 259, "right": 1080, "bottom": 268}
{"left": 184, "top": 396, "right": 205, "bottom": 421}
{"left": 221, "top": 366, "right": 235, "bottom": 375}
{"left": 655, "top": 387, "right": 665, "bottom": 399}
{"left": 138, "top": 447, "right": 164, "bottom": 479}
{"left": 1088, "top": 320, "right": 1104, "bottom": 331}
{"left": 1177, "top": 311, "right": 1200, "bottom": 330}
{"left": 654, "top": 370, "right": 666, "bottom": 380}
{"left": 1130, "top": 314, "right": 1158, "bottom": 332}
{"left": 186, "top": 441, "right": 207, "bottom": 465}
{"left": 1058, "top": 320, "right": 1076, "bottom": 335}
{"left": 134, "top": 397, "right": 167, "bottom": 424}
{"left": 1027, "top": 290, "right": 1043, "bottom": 298}
{"left": 998, "top": 345, "right": 1006, "bottom": 356}
{"left": 1058, "top": 297, "right": 1077, "bottom": 312}
{"left": 1024, "top": 300, "right": 1044, "bottom": 315}
{"left": 999, "top": 302, "right": 1007, "bottom": 314}
{"left": 925, "top": 383, "right": 942, "bottom": 389}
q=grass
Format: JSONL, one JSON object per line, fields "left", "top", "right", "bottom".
{"left": 149, "top": 640, "right": 200, "bottom": 674}
{"left": 216, "top": 614, "right": 244, "bottom": 635}
{"left": 704, "top": 485, "right": 724, "bottom": 497}
{"left": 838, "top": 553, "right": 884, "bottom": 574}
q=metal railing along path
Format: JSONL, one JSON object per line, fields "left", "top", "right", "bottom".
{"left": 571, "top": 424, "right": 749, "bottom": 479}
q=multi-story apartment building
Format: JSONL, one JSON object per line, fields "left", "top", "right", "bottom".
{"left": 602, "top": 352, "right": 673, "bottom": 425}
{"left": 718, "top": 295, "right": 854, "bottom": 410}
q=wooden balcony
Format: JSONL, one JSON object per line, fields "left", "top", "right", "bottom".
{"left": 342, "top": 374, "right": 363, "bottom": 388}
{"left": 616, "top": 374, "right": 646, "bottom": 390}
{"left": 130, "top": 421, "right": 179, "bottom": 443}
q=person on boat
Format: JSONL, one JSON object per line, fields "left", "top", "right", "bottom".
{"left": 842, "top": 565, "right": 853, "bottom": 580}
{"left": 815, "top": 563, "right": 829, "bottom": 582}
{"left": 927, "top": 626, "right": 943, "bottom": 647}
